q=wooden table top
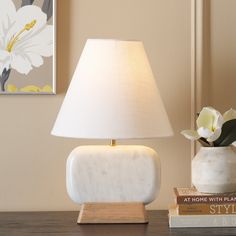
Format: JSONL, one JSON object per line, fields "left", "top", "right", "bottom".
{"left": 1, "top": 210, "right": 236, "bottom": 235}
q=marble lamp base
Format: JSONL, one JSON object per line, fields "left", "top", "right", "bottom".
{"left": 66, "top": 145, "right": 161, "bottom": 224}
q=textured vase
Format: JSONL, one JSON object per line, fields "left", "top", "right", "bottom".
{"left": 192, "top": 146, "right": 236, "bottom": 193}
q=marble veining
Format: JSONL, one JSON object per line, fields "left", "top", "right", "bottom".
{"left": 66, "top": 145, "right": 160, "bottom": 205}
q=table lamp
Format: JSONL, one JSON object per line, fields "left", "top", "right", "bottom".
{"left": 52, "top": 39, "right": 173, "bottom": 224}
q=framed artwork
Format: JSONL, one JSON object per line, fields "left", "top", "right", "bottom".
{"left": 0, "top": 0, "right": 56, "bottom": 94}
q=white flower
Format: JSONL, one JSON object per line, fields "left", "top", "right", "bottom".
{"left": 181, "top": 107, "right": 224, "bottom": 142}
{"left": 0, "top": 0, "right": 53, "bottom": 75}
{"left": 223, "top": 108, "right": 236, "bottom": 123}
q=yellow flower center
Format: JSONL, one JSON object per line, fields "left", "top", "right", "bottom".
{"left": 6, "top": 20, "right": 36, "bottom": 53}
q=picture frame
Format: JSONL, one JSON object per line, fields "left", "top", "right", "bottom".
{"left": 0, "top": 0, "right": 56, "bottom": 95}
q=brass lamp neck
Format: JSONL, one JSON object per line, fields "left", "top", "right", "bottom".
{"left": 110, "top": 139, "right": 116, "bottom": 146}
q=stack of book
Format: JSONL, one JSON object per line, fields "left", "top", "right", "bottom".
{"left": 169, "top": 187, "right": 236, "bottom": 228}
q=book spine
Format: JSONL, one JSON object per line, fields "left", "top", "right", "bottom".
{"left": 178, "top": 203, "right": 236, "bottom": 215}
{"left": 176, "top": 196, "right": 236, "bottom": 204}
{"left": 169, "top": 215, "right": 236, "bottom": 228}
{"left": 169, "top": 207, "right": 236, "bottom": 228}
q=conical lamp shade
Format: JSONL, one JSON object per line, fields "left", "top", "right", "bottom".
{"left": 52, "top": 39, "right": 173, "bottom": 139}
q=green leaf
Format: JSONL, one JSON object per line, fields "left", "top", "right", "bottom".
{"left": 214, "top": 119, "right": 236, "bottom": 146}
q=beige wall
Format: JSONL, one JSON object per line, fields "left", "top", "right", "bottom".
{"left": 0, "top": 0, "right": 191, "bottom": 211}
{"left": 208, "top": 0, "right": 236, "bottom": 111}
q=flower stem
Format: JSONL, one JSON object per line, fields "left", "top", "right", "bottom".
{"left": 42, "top": 0, "right": 53, "bottom": 21}
{"left": 209, "top": 141, "right": 214, "bottom": 147}
{"left": 21, "top": 0, "right": 34, "bottom": 7}
{"left": 198, "top": 138, "right": 211, "bottom": 147}
{"left": 0, "top": 68, "right": 11, "bottom": 92}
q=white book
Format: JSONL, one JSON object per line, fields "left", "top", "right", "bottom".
{"left": 169, "top": 207, "right": 236, "bottom": 228}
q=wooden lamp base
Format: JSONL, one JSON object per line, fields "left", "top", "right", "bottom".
{"left": 77, "top": 202, "right": 148, "bottom": 224}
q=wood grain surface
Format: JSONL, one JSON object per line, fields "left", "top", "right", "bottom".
{"left": 0, "top": 211, "right": 236, "bottom": 235}
{"left": 78, "top": 202, "right": 148, "bottom": 224}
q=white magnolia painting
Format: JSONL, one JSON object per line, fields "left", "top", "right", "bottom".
{"left": 0, "top": 0, "right": 55, "bottom": 94}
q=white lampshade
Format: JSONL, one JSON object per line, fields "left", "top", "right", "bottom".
{"left": 52, "top": 39, "right": 173, "bottom": 139}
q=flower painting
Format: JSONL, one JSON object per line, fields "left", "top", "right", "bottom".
{"left": 0, "top": 0, "right": 55, "bottom": 94}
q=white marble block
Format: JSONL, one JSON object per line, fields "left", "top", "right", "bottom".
{"left": 66, "top": 145, "right": 161, "bottom": 205}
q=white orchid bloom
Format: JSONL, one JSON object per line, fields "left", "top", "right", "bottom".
{"left": 181, "top": 107, "right": 224, "bottom": 142}
{"left": 196, "top": 107, "right": 224, "bottom": 142}
{"left": 223, "top": 108, "right": 236, "bottom": 123}
{"left": 0, "top": 0, "right": 53, "bottom": 75}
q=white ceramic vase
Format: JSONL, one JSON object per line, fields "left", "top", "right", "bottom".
{"left": 192, "top": 146, "right": 236, "bottom": 193}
